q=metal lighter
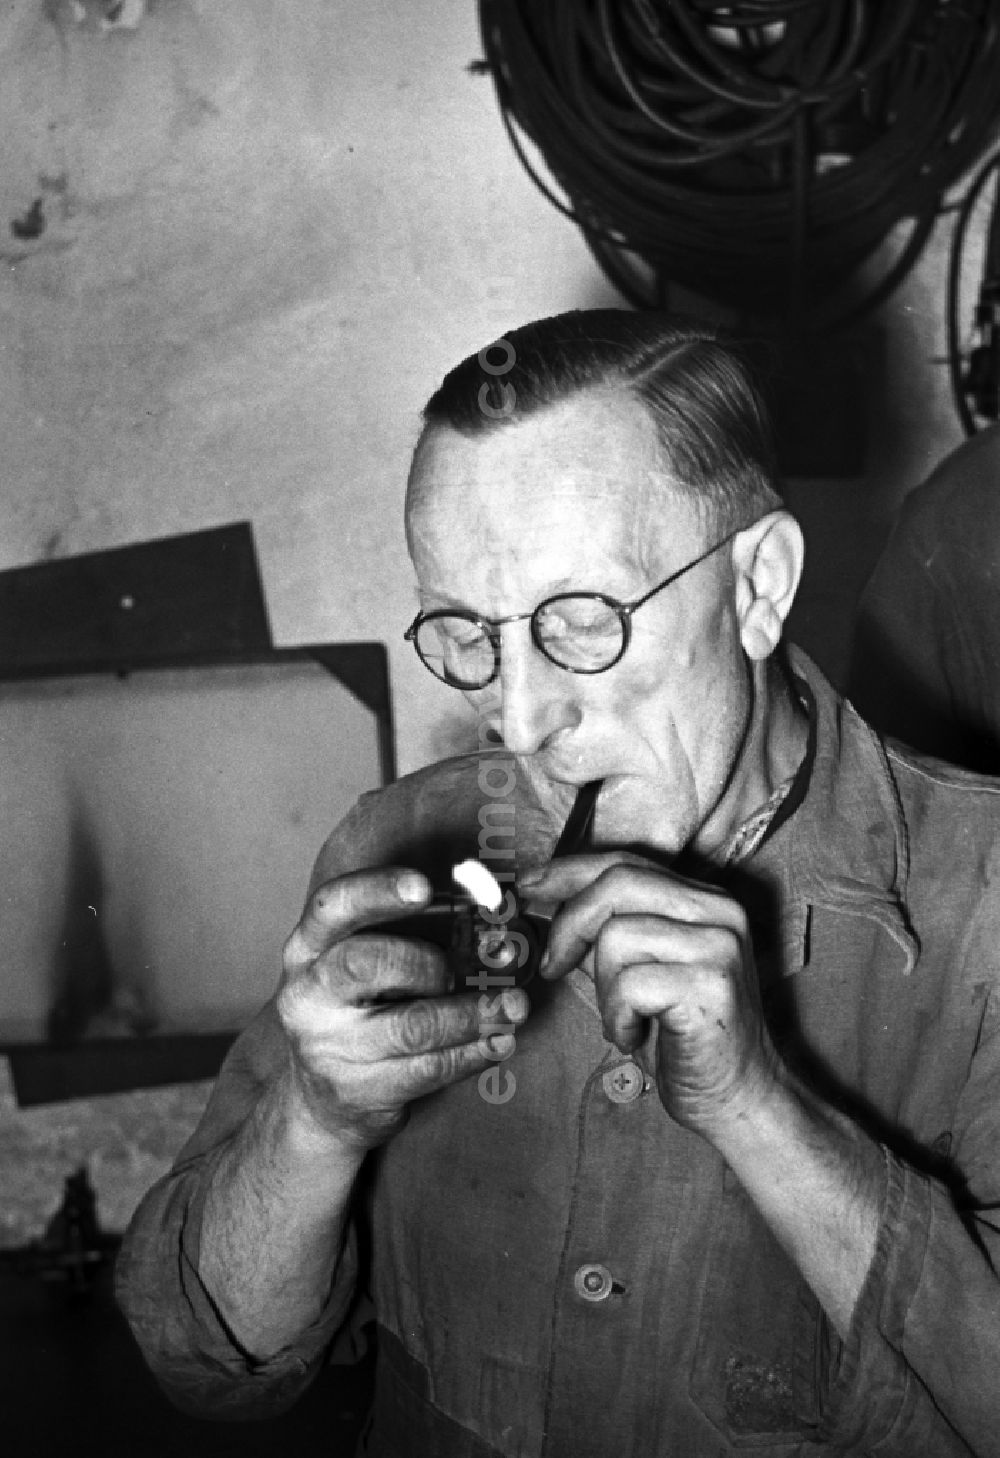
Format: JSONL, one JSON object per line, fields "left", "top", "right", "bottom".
{"left": 367, "top": 860, "right": 548, "bottom": 993}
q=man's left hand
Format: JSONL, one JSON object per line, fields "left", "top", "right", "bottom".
{"left": 522, "top": 854, "right": 782, "bottom": 1139}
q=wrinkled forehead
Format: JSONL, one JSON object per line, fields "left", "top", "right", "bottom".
{"left": 405, "top": 388, "right": 697, "bottom": 572}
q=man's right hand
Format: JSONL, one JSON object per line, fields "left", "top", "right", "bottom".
{"left": 277, "top": 867, "right": 529, "bottom": 1152}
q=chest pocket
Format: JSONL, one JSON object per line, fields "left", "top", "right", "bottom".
{"left": 764, "top": 901, "right": 918, "bottom": 1126}
{"left": 688, "top": 1166, "right": 823, "bottom": 1448}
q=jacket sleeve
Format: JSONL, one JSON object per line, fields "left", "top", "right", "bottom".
{"left": 114, "top": 788, "right": 405, "bottom": 1415}
{"left": 114, "top": 1000, "right": 368, "bottom": 1419}
{"left": 818, "top": 995, "right": 1000, "bottom": 1456}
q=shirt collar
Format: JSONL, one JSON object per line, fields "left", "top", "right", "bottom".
{"left": 730, "top": 646, "right": 916, "bottom": 984}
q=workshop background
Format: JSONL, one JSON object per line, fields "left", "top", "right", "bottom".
{"left": 2, "top": 1, "right": 989, "bottom": 781}
{"left": 1, "top": 2, "right": 999, "bottom": 1451}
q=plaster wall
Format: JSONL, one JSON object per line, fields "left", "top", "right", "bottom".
{"left": 0, "top": 0, "right": 620, "bottom": 783}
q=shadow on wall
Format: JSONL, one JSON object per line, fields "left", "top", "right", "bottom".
{"left": 0, "top": 662, "right": 381, "bottom": 1042}
{"left": 46, "top": 803, "right": 155, "bottom": 1042}
{"left": 0, "top": 658, "right": 384, "bottom": 1244}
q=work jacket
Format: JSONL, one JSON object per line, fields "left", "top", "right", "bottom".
{"left": 116, "top": 650, "right": 1000, "bottom": 1456}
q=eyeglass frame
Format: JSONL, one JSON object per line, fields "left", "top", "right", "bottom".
{"left": 404, "top": 523, "right": 746, "bottom": 689}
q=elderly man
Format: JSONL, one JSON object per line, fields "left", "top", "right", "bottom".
{"left": 117, "top": 311, "right": 1000, "bottom": 1457}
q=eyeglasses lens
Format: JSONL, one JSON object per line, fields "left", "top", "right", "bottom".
{"left": 415, "top": 598, "right": 627, "bottom": 686}
{"left": 415, "top": 615, "right": 495, "bottom": 688}
{"left": 534, "top": 597, "right": 624, "bottom": 670}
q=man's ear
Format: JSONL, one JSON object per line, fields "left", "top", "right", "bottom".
{"left": 732, "top": 510, "right": 805, "bottom": 662}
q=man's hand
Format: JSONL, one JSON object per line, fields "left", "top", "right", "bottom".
{"left": 278, "top": 867, "right": 529, "bottom": 1152}
{"left": 522, "top": 854, "right": 780, "bottom": 1139}
{"left": 523, "top": 852, "right": 884, "bottom": 1338}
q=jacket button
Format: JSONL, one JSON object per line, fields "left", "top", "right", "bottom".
{"left": 574, "top": 1263, "right": 614, "bottom": 1302}
{"left": 602, "top": 1061, "right": 645, "bottom": 1104}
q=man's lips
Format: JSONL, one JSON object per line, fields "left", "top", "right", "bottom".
{"left": 525, "top": 755, "right": 597, "bottom": 787}
{"left": 518, "top": 738, "right": 595, "bottom": 781}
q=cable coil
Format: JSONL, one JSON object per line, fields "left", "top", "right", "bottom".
{"left": 478, "top": 0, "right": 1000, "bottom": 329}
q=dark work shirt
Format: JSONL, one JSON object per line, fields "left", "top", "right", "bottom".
{"left": 117, "top": 650, "right": 1000, "bottom": 1455}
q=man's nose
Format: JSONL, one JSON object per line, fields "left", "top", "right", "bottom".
{"left": 492, "top": 624, "right": 580, "bottom": 755}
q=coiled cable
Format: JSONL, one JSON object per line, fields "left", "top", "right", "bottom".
{"left": 479, "top": 0, "right": 1000, "bottom": 331}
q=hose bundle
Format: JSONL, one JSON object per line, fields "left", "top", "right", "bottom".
{"left": 478, "top": 0, "right": 1000, "bottom": 330}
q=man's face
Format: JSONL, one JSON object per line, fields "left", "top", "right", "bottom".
{"left": 406, "top": 387, "right": 759, "bottom": 857}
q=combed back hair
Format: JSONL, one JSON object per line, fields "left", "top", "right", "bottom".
{"left": 418, "top": 308, "right": 783, "bottom": 530}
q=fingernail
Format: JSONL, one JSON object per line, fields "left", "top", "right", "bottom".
{"left": 396, "top": 872, "right": 426, "bottom": 904}
{"left": 501, "top": 987, "right": 528, "bottom": 1021}
{"left": 486, "top": 1032, "right": 516, "bottom": 1058}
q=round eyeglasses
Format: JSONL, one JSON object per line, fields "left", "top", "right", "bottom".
{"left": 405, "top": 527, "right": 742, "bottom": 690}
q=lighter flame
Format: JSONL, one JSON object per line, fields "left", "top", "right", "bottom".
{"left": 452, "top": 858, "right": 503, "bottom": 911}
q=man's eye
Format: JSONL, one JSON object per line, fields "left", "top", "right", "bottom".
{"left": 443, "top": 625, "right": 486, "bottom": 649}
{"left": 539, "top": 600, "right": 618, "bottom": 637}
{"left": 429, "top": 617, "right": 489, "bottom": 653}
